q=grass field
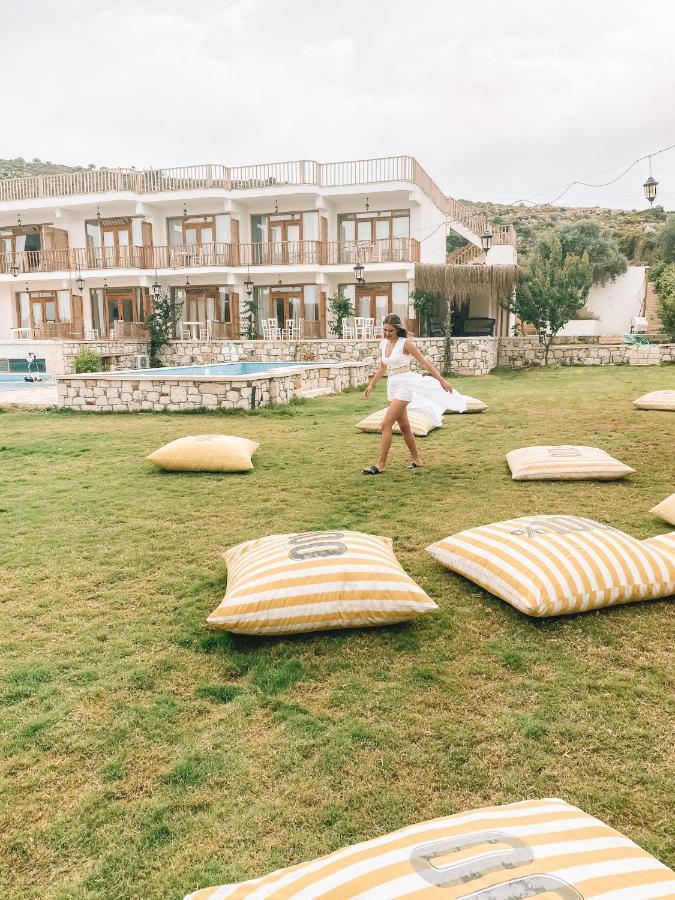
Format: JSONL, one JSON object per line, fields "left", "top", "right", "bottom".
{"left": 1, "top": 366, "right": 674, "bottom": 899}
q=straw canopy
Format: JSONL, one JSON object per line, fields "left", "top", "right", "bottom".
{"left": 414, "top": 263, "right": 520, "bottom": 306}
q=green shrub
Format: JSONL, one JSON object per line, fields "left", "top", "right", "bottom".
{"left": 73, "top": 348, "right": 103, "bottom": 374}
{"left": 653, "top": 262, "right": 675, "bottom": 340}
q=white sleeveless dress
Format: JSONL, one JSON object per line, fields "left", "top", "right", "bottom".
{"left": 381, "top": 336, "right": 467, "bottom": 425}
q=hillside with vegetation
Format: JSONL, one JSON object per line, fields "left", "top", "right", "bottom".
{"left": 0, "top": 157, "right": 98, "bottom": 179}
{"left": 462, "top": 199, "right": 673, "bottom": 265}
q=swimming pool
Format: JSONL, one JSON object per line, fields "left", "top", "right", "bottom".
{"left": 0, "top": 374, "right": 55, "bottom": 390}
{"left": 115, "top": 362, "right": 333, "bottom": 378}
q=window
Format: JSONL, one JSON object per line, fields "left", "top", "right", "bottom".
{"left": 338, "top": 210, "right": 410, "bottom": 242}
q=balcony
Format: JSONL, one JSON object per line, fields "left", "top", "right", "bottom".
{"left": 0, "top": 238, "right": 420, "bottom": 275}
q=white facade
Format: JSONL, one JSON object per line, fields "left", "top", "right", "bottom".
{"left": 0, "top": 156, "right": 515, "bottom": 351}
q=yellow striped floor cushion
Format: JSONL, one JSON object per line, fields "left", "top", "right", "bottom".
{"left": 507, "top": 445, "right": 634, "bottom": 480}
{"left": 634, "top": 390, "right": 675, "bottom": 410}
{"left": 650, "top": 493, "right": 675, "bottom": 526}
{"left": 356, "top": 408, "right": 437, "bottom": 436}
{"left": 207, "top": 531, "right": 438, "bottom": 635}
{"left": 426, "top": 515, "right": 675, "bottom": 617}
{"left": 643, "top": 532, "right": 675, "bottom": 558}
{"left": 184, "top": 797, "right": 675, "bottom": 899}
{"left": 446, "top": 394, "right": 487, "bottom": 413}
{"left": 147, "top": 435, "right": 259, "bottom": 472}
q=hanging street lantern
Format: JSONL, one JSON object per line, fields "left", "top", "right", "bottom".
{"left": 152, "top": 279, "right": 161, "bottom": 300}
{"left": 75, "top": 267, "right": 85, "bottom": 293}
{"left": 10, "top": 260, "right": 19, "bottom": 278}
{"left": 480, "top": 229, "right": 493, "bottom": 252}
{"left": 244, "top": 265, "right": 254, "bottom": 297}
{"left": 365, "top": 196, "right": 370, "bottom": 211}
{"left": 643, "top": 158, "right": 658, "bottom": 206}
{"left": 354, "top": 261, "right": 365, "bottom": 284}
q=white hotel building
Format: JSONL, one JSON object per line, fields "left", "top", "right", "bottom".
{"left": 0, "top": 156, "right": 516, "bottom": 353}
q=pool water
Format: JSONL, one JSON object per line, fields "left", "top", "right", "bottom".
{"left": 0, "top": 374, "right": 55, "bottom": 390}
{"left": 115, "top": 362, "right": 333, "bottom": 377}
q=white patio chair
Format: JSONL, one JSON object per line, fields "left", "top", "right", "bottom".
{"left": 353, "top": 316, "right": 367, "bottom": 339}
{"left": 84, "top": 328, "right": 99, "bottom": 341}
{"left": 363, "top": 317, "right": 375, "bottom": 339}
{"left": 372, "top": 320, "right": 384, "bottom": 339}
{"left": 282, "top": 319, "right": 300, "bottom": 340}
{"left": 266, "top": 318, "right": 282, "bottom": 340}
{"left": 179, "top": 325, "right": 191, "bottom": 341}
{"left": 342, "top": 316, "right": 355, "bottom": 340}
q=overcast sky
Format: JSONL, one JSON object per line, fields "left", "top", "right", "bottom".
{"left": 2, "top": 0, "right": 674, "bottom": 209}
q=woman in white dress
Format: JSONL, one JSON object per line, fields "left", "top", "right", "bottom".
{"left": 362, "top": 314, "right": 466, "bottom": 475}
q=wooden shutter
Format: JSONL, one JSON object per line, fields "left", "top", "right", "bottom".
{"left": 230, "top": 291, "right": 240, "bottom": 339}
{"left": 42, "top": 226, "right": 69, "bottom": 250}
{"left": 230, "top": 218, "right": 240, "bottom": 266}
{"left": 319, "top": 290, "right": 327, "bottom": 339}
{"left": 71, "top": 295, "right": 84, "bottom": 337}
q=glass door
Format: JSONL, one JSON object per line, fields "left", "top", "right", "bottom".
{"left": 270, "top": 218, "right": 302, "bottom": 264}
{"left": 356, "top": 286, "right": 392, "bottom": 322}
{"left": 270, "top": 289, "right": 303, "bottom": 332}
{"left": 105, "top": 290, "right": 136, "bottom": 335}
{"left": 102, "top": 223, "right": 131, "bottom": 267}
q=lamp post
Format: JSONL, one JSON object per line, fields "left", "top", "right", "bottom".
{"left": 643, "top": 158, "right": 658, "bottom": 206}
{"left": 480, "top": 229, "right": 493, "bottom": 253}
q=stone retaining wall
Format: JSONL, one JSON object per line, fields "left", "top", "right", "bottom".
{"left": 498, "top": 337, "right": 675, "bottom": 369}
{"left": 159, "top": 337, "right": 498, "bottom": 377}
{"left": 56, "top": 361, "right": 372, "bottom": 413}
{"left": 61, "top": 341, "right": 148, "bottom": 374}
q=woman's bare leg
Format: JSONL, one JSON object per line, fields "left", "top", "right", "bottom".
{"left": 396, "top": 407, "right": 422, "bottom": 465}
{"left": 375, "top": 400, "right": 408, "bottom": 470}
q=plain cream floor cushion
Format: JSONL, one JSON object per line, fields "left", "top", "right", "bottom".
{"left": 426, "top": 514, "right": 675, "bottom": 616}
{"left": 184, "top": 797, "right": 675, "bottom": 899}
{"left": 207, "top": 530, "right": 438, "bottom": 635}
{"left": 446, "top": 394, "right": 487, "bottom": 413}
{"left": 643, "top": 532, "right": 675, "bottom": 558}
{"left": 507, "top": 445, "right": 634, "bottom": 480}
{"left": 357, "top": 408, "right": 437, "bottom": 436}
{"left": 634, "top": 389, "right": 675, "bottom": 410}
{"left": 147, "top": 435, "right": 259, "bottom": 472}
{"left": 650, "top": 493, "right": 675, "bottom": 526}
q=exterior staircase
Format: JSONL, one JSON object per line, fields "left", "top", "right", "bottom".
{"left": 444, "top": 195, "right": 517, "bottom": 261}
{"left": 643, "top": 279, "right": 664, "bottom": 335}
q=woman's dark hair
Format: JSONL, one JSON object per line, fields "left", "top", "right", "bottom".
{"left": 383, "top": 314, "right": 407, "bottom": 338}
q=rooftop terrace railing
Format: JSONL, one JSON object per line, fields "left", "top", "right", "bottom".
{"left": 0, "top": 156, "right": 451, "bottom": 210}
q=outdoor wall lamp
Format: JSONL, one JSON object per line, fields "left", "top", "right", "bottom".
{"left": 244, "top": 277, "right": 254, "bottom": 297}
{"left": 353, "top": 261, "right": 365, "bottom": 284}
{"left": 151, "top": 279, "right": 161, "bottom": 300}
{"left": 480, "top": 229, "right": 493, "bottom": 252}
{"left": 10, "top": 261, "right": 19, "bottom": 277}
{"left": 75, "top": 267, "right": 85, "bottom": 292}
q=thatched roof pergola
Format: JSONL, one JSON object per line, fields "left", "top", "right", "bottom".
{"left": 414, "top": 263, "right": 519, "bottom": 306}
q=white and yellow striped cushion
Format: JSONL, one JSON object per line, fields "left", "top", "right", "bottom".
{"left": 426, "top": 515, "right": 675, "bottom": 617}
{"left": 643, "top": 532, "right": 675, "bottom": 559}
{"left": 184, "top": 797, "right": 675, "bottom": 899}
{"left": 207, "top": 531, "right": 438, "bottom": 635}
{"left": 446, "top": 394, "right": 487, "bottom": 413}
{"left": 356, "top": 408, "right": 437, "bottom": 436}
{"left": 147, "top": 435, "right": 259, "bottom": 472}
{"left": 507, "top": 445, "right": 634, "bottom": 480}
{"left": 634, "top": 390, "right": 675, "bottom": 410}
{"left": 650, "top": 493, "right": 675, "bottom": 526}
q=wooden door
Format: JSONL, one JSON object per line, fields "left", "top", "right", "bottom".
{"left": 102, "top": 223, "right": 131, "bottom": 267}
{"left": 319, "top": 290, "right": 327, "bottom": 339}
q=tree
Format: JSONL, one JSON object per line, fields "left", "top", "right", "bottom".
{"left": 504, "top": 232, "right": 592, "bottom": 364}
{"left": 446, "top": 232, "right": 468, "bottom": 255}
{"left": 652, "top": 262, "right": 675, "bottom": 340}
{"left": 328, "top": 292, "right": 354, "bottom": 338}
{"left": 556, "top": 219, "right": 627, "bottom": 285}
{"left": 656, "top": 218, "right": 675, "bottom": 264}
{"left": 410, "top": 288, "right": 441, "bottom": 337}
{"left": 144, "top": 292, "right": 183, "bottom": 367}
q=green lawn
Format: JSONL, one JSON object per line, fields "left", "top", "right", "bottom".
{"left": 1, "top": 366, "right": 674, "bottom": 899}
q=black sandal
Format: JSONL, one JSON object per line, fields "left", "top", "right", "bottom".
{"left": 363, "top": 465, "right": 383, "bottom": 475}
{"left": 406, "top": 462, "right": 423, "bottom": 469}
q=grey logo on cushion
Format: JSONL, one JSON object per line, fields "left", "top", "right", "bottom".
{"left": 288, "top": 532, "right": 348, "bottom": 560}
{"left": 409, "top": 832, "right": 581, "bottom": 898}
{"left": 546, "top": 446, "right": 583, "bottom": 457}
{"left": 510, "top": 516, "right": 618, "bottom": 539}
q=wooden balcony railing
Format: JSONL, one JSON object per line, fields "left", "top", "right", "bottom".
{"left": 0, "top": 239, "right": 419, "bottom": 275}
{"left": 492, "top": 224, "right": 518, "bottom": 248}
{"left": 238, "top": 241, "right": 323, "bottom": 266}
{"left": 0, "top": 156, "right": 451, "bottom": 211}
{"left": 323, "top": 237, "right": 420, "bottom": 265}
